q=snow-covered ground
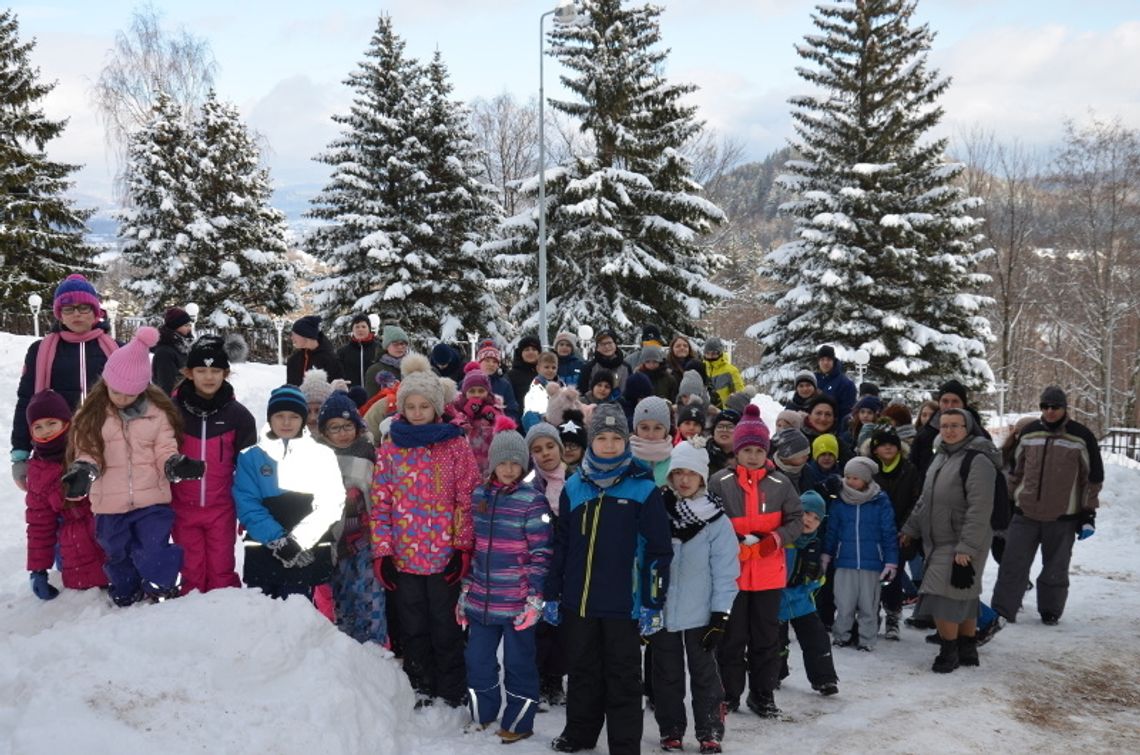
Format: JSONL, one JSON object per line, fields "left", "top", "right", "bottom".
{"left": 1, "top": 332, "right": 1137, "bottom": 754}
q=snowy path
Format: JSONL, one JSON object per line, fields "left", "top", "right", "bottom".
{"left": 0, "top": 333, "right": 1136, "bottom": 754}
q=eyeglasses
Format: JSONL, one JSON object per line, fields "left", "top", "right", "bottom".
{"left": 60, "top": 305, "right": 94, "bottom": 315}
{"left": 940, "top": 423, "right": 967, "bottom": 431}
{"left": 1039, "top": 404, "right": 1064, "bottom": 411}
{"left": 324, "top": 422, "right": 357, "bottom": 435}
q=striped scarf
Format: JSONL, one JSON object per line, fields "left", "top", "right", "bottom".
{"left": 581, "top": 447, "right": 633, "bottom": 489}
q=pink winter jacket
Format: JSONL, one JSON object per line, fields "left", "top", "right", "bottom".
{"left": 77, "top": 400, "right": 180, "bottom": 514}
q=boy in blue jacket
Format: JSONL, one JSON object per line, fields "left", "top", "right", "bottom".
{"left": 544, "top": 403, "right": 673, "bottom": 755}
{"left": 821, "top": 457, "right": 898, "bottom": 651}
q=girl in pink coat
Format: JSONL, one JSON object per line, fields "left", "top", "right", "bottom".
{"left": 25, "top": 390, "right": 108, "bottom": 599}
{"left": 64, "top": 327, "right": 205, "bottom": 606}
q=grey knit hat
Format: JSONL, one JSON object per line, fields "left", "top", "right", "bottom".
{"left": 638, "top": 345, "right": 667, "bottom": 367}
{"left": 677, "top": 370, "right": 706, "bottom": 402}
{"left": 489, "top": 431, "right": 530, "bottom": 472}
{"left": 794, "top": 370, "right": 817, "bottom": 389}
{"left": 633, "top": 396, "right": 672, "bottom": 432}
{"left": 703, "top": 337, "right": 724, "bottom": 356}
{"left": 844, "top": 456, "right": 878, "bottom": 484}
{"left": 525, "top": 422, "right": 563, "bottom": 452}
{"left": 774, "top": 428, "right": 811, "bottom": 459}
{"left": 588, "top": 402, "right": 630, "bottom": 442}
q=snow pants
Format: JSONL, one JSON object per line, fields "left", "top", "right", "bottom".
{"left": 561, "top": 612, "right": 643, "bottom": 755}
{"left": 833, "top": 568, "right": 882, "bottom": 648}
{"left": 465, "top": 621, "right": 540, "bottom": 734}
{"left": 332, "top": 548, "right": 387, "bottom": 645}
{"left": 172, "top": 501, "right": 240, "bottom": 594}
{"left": 650, "top": 627, "right": 725, "bottom": 742}
{"left": 991, "top": 514, "right": 1077, "bottom": 621}
{"left": 718, "top": 588, "right": 782, "bottom": 703}
{"left": 96, "top": 505, "right": 182, "bottom": 601}
{"left": 536, "top": 620, "right": 567, "bottom": 679}
{"left": 396, "top": 572, "right": 466, "bottom": 704}
{"left": 780, "top": 613, "right": 838, "bottom": 687}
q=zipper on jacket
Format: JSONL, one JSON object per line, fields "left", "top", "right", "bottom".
{"left": 79, "top": 345, "right": 88, "bottom": 403}
{"left": 855, "top": 499, "right": 861, "bottom": 568}
{"left": 199, "top": 419, "right": 208, "bottom": 507}
{"left": 579, "top": 492, "right": 604, "bottom": 617}
{"left": 483, "top": 490, "right": 498, "bottom": 625}
{"left": 1036, "top": 436, "right": 1053, "bottom": 502}
{"left": 123, "top": 414, "right": 135, "bottom": 508}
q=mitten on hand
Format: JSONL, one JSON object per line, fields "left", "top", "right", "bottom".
{"left": 514, "top": 596, "right": 544, "bottom": 631}
{"left": 950, "top": 559, "right": 976, "bottom": 589}
{"left": 62, "top": 461, "right": 99, "bottom": 499}
{"left": 455, "top": 588, "right": 470, "bottom": 629}
{"left": 542, "top": 599, "right": 562, "bottom": 626}
{"left": 824, "top": 476, "right": 842, "bottom": 496}
{"left": 699, "top": 611, "right": 730, "bottom": 651}
{"left": 373, "top": 556, "right": 400, "bottom": 591}
{"left": 165, "top": 454, "right": 206, "bottom": 482}
{"left": 1078, "top": 511, "right": 1096, "bottom": 541}
{"left": 267, "top": 536, "right": 314, "bottom": 568}
{"left": 756, "top": 532, "right": 780, "bottom": 557}
{"left": 29, "top": 570, "right": 60, "bottom": 601}
{"left": 442, "top": 550, "right": 472, "bottom": 586}
{"left": 638, "top": 606, "right": 663, "bottom": 637}
{"left": 879, "top": 565, "right": 897, "bottom": 583}
{"left": 12, "top": 459, "right": 29, "bottom": 491}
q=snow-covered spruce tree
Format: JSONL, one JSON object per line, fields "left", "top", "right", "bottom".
{"left": 489, "top": 0, "right": 726, "bottom": 338}
{"left": 750, "top": 0, "right": 993, "bottom": 392}
{"left": 118, "top": 91, "right": 198, "bottom": 313}
{"left": 178, "top": 92, "right": 296, "bottom": 328}
{"left": 0, "top": 10, "right": 96, "bottom": 309}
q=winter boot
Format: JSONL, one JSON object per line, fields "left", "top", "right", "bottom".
{"left": 884, "top": 609, "right": 901, "bottom": 641}
{"left": 746, "top": 691, "right": 781, "bottom": 718}
{"left": 541, "top": 675, "right": 566, "bottom": 706}
{"left": 699, "top": 739, "right": 723, "bottom": 754}
{"left": 813, "top": 681, "right": 839, "bottom": 696}
{"left": 958, "top": 635, "right": 979, "bottom": 667}
{"left": 497, "top": 729, "right": 533, "bottom": 745}
{"left": 551, "top": 734, "right": 588, "bottom": 752}
{"left": 659, "top": 735, "right": 684, "bottom": 751}
{"left": 932, "top": 638, "right": 960, "bottom": 673}
{"left": 976, "top": 617, "right": 1005, "bottom": 646}
{"left": 1041, "top": 612, "right": 1060, "bottom": 626}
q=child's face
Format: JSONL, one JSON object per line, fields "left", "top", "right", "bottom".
{"left": 494, "top": 461, "right": 524, "bottom": 485}
{"left": 919, "top": 405, "right": 935, "bottom": 424}
{"left": 713, "top": 421, "right": 735, "bottom": 448}
{"left": 816, "top": 452, "right": 837, "bottom": 470}
{"left": 857, "top": 408, "right": 876, "bottom": 424}
{"left": 737, "top": 445, "right": 767, "bottom": 470}
{"left": 635, "top": 420, "right": 668, "bottom": 441}
{"left": 403, "top": 395, "right": 437, "bottom": 425}
{"left": 678, "top": 420, "right": 702, "bottom": 439}
{"left": 479, "top": 357, "right": 500, "bottom": 375}
{"left": 591, "top": 382, "right": 612, "bottom": 400}
{"left": 596, "top": 338, "right": 616, "bottom": 356}
{"left": 802, "top": 511, "right": 821, "bottom": 534}
{"left": 322, "top": 419, "right": 359, "bottom": 449}
{"left": 307, "top": 402, "right": 323, "bottom": 430}
{"left": 520, "top": 346, "right": 539, "bottom": 365}
{"left": 530, "top": 436, "right": 563, "bottom": 472}
{"left": 108, "top": 387, "right": 141, "bottom": 409}
{"left": 796, "top": 382, "right": 815, "bottom": 398}
{"left": 537, "top": 361, "right": 558, "bottom": 380}
{"left": 387, "top": 340, "right": 408, "bottom": 359}
{"left": 844, "top": 474, "right": 868, "bottom": 491}
{"left": 556, "top": 341, "right": 573, "bottom": 356}
{"left": 30, "top": 417, "right": 66, "bottom": 441}
{"left": 270, "top": 411, "right": 304, "bottom": 439}
{"left": 591, "top": 431, "right": 625, "bottom": 459}
{"left": 641, "top": 359, "right": 661, "bottom": 372}
{"left": 670, "top": 468, "right": 703, "bottom": 498}
{"left": 465, "top": 385, "right": 489, "bottom": 401}
{"left": 58, "top": 303, "right": 97, "bottom": 334}
{"left": 187, "top": 366, "right": 227, "bottom": 398}
{"left": 874, "top": 443, "right": 899, "bottom": 464}
{"left": 776, "top": 418, "right": 793, "bottom": 430}
{"left": 671, "top": 340, "right": 690, "bottom": 359}
{"left": 352, "top": 322, "right": 371, "bottom": 340}
{"left": 562, "top": 442, "right": 583, "bottom": 465}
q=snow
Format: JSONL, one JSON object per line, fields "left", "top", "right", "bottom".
{"left": 1, "top": 330, "right": 1138, "bottom": 752}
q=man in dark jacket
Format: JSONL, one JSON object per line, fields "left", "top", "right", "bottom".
{"left": 152, "top": 307, "right": 194, "bottom": 395}
{"left": 507, "top": 335, "right": 542, "bottom": 408}
{"left": 336, "top": 314, "right": 379, "bottom": 388}
{"left": 286, "top": 315, "right": 343, "bottom": 385}
{"left": 990, "top": 387, "right": 1103, "bottom": 625}
{"left": 429, "top": 342, "right": 465, "bottom": 383}
{"left": 814, "top": 345, "right": 856, "bottom": 424}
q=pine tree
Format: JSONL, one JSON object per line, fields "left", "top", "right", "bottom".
{"left": 490, "top": 0, "right": 726, "bottom": 339}
{"left": 0, "top": 10, "right": 96, "bottom": 309}
{"left": 179, "top": 92, "right": 296, "bottom": 328}
{"left": 118, "top": 91, "right": 197, "bottom": 312}
{"left": 751, "top": 0, "right": 993, "bottom": 391}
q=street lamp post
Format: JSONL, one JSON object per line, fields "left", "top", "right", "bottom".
{"left": 273, "top": 317, "right": 286, "bottom": 366}
{"left": 538, "top": 0, "right": 580, "bottom": 350}
{"left": 851, "top": 348, "right": 871, "bottom": 385}
{"left": 104, "top": 299, "right": 120, "bottom": 340}
{"left": 27, "top": 294, "right": 42, "bottom": 338}
{"left": 576, "top": 324, "right": 594, "bottom": 357}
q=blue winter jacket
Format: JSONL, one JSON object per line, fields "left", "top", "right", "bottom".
{"left": 814, "top": 359, "right": 857, "bottom": 427}
{"left": 822, "top": 489, "right": 899, "bottom": 571}
{"left": 660, "top": 498, "right": 739, "bottom": 632}
{"left": 545, "top": 460, "right": 673, "bottom": 620}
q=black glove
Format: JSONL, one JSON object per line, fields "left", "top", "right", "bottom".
{"left": 165, "top": 454, "right": 206, "bottom": 482}
{"left": 802, "top": 559, "right": 822, "bottom": 583}
{"left": 30, "top": 570, "right": 60, "bottom": 601}
{"left": 900, "top": 536, "right": 921, "bottom": 563}
{"left": 268, "top": 536, "right": 315, "bottom": 568}
{"left": 823, "top": 476, "right": 842, "bottom": 497}
{"left": 700, "top": 611, "right": 730, "bottom": 651}
{"left": 950, "top": 560, "right": 976, "bottom": 589}
{"left": 62, "top": 461, "right": 99, "bottom": 499}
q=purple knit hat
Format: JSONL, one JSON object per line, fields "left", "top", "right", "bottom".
{"left": 26, "top": 389, "right": 71, "bottom": 424}
{"left": 102, "top": 326, "right": 159, "bottom": 395}
{"left": 52, "top": 274, "right": 101, "bottom": 319}
{"left": 461, "top": 363, "right": 492, "bottom": 394}
{"left": 733, "top": 404, "right": 771, "bottom": 454}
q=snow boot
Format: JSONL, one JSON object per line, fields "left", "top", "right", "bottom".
{"left": 551, "top": 734, "right": 589, "bottom": 752}
{"left": 813, "top": 681, "right": 839, "bottom": 696}
{"left": 958, "top": 635, "right": 979, "bottom": 667}
{"left": 497, "top": 729, "right": 533, "bottom": 745}
{"left": 976, "top": 617, "right": 1005, "bottom": 646}
{"left": 932, "top": 638, "right": 960, "bottom": 673}
{"left": 659, "top": 735, "right": 683, "bottom": 751}
{"left": 905, "top": 615, "right": 935, "bottom": 630}
{"left": 746, "top": 691, "right": 780, "bottom": 718}
{"left": 699, "top": 739, "right": 723, "bottom": 754}
{"left": 541, "top": 676, "right": 566, "bottom": 706}
{"left": 1041, "top": 612, "right": 1060, "bottom": 626}
{"left": 884, "top": 609, "right": 901, "bottom": 641}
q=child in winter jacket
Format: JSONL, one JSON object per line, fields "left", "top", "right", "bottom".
{"left": 778, "top": 491, "right": 839, "bottom": 696}
{"left": 460, "top": 431, "right": 553, "bottom": 744}
{"left": 707, "top": 405, "right": 802, "bottom": 719}
{"left": 822, "top": 457, "right": 898, "bottom": 651}
{"left": 371, "top": 354, "right": 481, "bottom": 709}
{"left": 558, "top": 410, "right": 587, "bottom": 473}
{"left": 651, "top": 440, "right": 739, "bottom": 754}
{"left": 544, "top": 403, "right": 673, "bottom": 755}
{"left": 65, "top": 328, "right": 204, "bottom": 606}
{"left": 171, "top": 336, "right": 257, "bottom": 594}
{"left": 233, "top": 385, "right": 344, "bottom": 599}
{"left": 24, "top": 390, "right": 107, "bottom": 599}
{"left": 676, "top": 402, "right": 707, "bottom": 444}
{"left": 454, "top": 363, "right": 515, "bottom": 475}
{"left": 631, "top": 396, "right": 674, "bottom": 487}
{"left": 316, "top": 390, "right": 387, "bottom": 646}
{"left": 869, "top": 425, "right": 921, "bottom": 640}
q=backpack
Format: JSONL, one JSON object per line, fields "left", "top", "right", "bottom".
{"left": 959, "top": 449, "right": 1012, "bottom": 531}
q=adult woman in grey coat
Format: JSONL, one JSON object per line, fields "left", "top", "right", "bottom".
{"left": 901, "top": 408, "right": 996, "bottom": 673}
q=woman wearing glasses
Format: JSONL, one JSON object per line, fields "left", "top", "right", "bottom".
{"left": 11, "top": 275, "right": 119, "bottom": 493}
{"left": 900, "top": 407, "right": 1001, "bottom": 673}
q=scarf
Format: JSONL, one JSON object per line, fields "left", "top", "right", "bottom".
{"left": 535, "top": 463, "right": 566, "bottom": 511}
{"left": 774, "top": 455, "right": 806, "bottom": 479}
{"left": 879, "top": 455, "right": 900, "bottom": 474}
{"left": 170, "top": 331, "right": 193, "bottom": 356}
{"left": 630, "top": 435, "right": 673, "bottom": 463}
{"left": 353, "top": 334, "right": 375, "bottom": 345}
{"left": 390, "top": 417, "right": 463, "bottom": 449}
{"left": 32, "top": 423, "right": 70, "bottom": 461}
{"left": 667, "top": 491, "right": 724, "bottom": 542}
{"left": 377, "top": 353, "right": 403, "bottom": 372}
{"left": 581, "top": 447, "right": 633, "bottom": 489}
{"left": 841, "top": 479, "right": 882, "bottom": 505}
{"left": 178, "top": 381, "right": 234, "bottom": 418}
{"left": 593, "top": 350, "right": 626, "bottom": 370}
{"left": 35, "top": 328, "right": 118, "bottom": 395}
{"left": 736, "top": 464, "right": 769, "bottom": 515}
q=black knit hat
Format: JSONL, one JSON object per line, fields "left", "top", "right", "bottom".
{"left": 817, "top": 345, "right": 836, "bottom": 360}
{"left": 938, "top": 379, "right": 968, "bottom": 405}
{"left": 590, "top": 368, "right": 617, "bottom": 390}
{"left": 164, "top": 307, "right": 192, "bottom": 330}
{"left": 186, "top": 335, "right": 230, "bottom": 370}
{"left": 559, "top": 409, "right": 587, "bottom": 449}
{"left": 677, "top": 402, "right": 707, "bottom": 427}
{"left": 869, "top": 425, "right": 902, "bottom": 453}
{"left": 291, "top": 315, "right": 322, "bottom": 341}
{"left": 1039, "top": 385, "right": 1067, "bottom": 408}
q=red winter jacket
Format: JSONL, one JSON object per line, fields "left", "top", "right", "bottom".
{"left": 25, "top": 455, "right": 107, "bottom": 589}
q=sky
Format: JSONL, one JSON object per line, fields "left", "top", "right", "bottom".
{"left": 12, "top": 0, "right": 1140, "bottom": 212}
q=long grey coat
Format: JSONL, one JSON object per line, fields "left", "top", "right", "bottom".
{"left": 902, "top": 436, "right": 998, "bottom": 600}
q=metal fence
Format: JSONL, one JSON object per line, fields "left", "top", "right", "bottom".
{"left": 1101, "top": 428, "right": 1140, "bottom": 462}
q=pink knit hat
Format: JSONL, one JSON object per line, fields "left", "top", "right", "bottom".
{"left": 733, "top": 404, "right": 771, "bottom": 454}
{"left": 460, "top": 362, "right": 492, "bottom": 394}
{"left": 103, "top": 326, "right": 159, "bottom": 395}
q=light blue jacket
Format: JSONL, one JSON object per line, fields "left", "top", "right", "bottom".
{"left": 661, "top": 511, "right": 740, "bottom": 632}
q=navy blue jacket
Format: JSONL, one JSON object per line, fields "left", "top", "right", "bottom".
{"left": 545, "top": 460, "right": 673, "bottom": 620}
{"left": 814, "top": 359, "right": 857, "bottom": 426}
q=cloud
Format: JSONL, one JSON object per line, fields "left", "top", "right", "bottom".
{"left": 244, "top": 75, "right": 344, "bottom": 187}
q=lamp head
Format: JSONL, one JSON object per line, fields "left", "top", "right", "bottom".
{"left": 576, "top": 324, "right": 594, "bottom": 342}
{"left": 184, "top": 302, "right": 200, "bottom": 318}
{"left": 553, "top": 0, "right": 579, "bottom": 23}
{"left": 28, "top": 293, "right": 42, "bottom": 309}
